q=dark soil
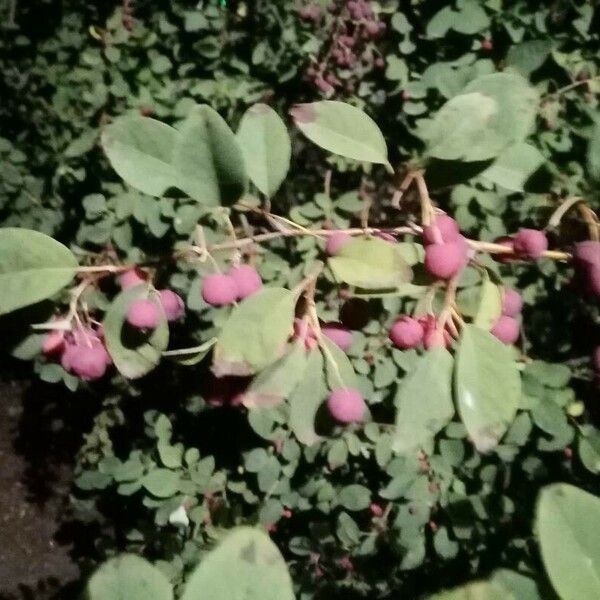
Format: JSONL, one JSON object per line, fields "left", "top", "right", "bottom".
{"left": 0, "top": 371, "right": 81, "bottom": 599}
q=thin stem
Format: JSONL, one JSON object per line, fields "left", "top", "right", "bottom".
{"left": 544, "top": 75, "right": 600, "bottom": 100}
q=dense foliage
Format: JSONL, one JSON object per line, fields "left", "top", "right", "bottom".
{"left": 1, "top": 1, "right": 599, "bottom": 599}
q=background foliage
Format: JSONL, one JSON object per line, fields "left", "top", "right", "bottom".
{"left": 1, "top": 1, "right": 599, "bottom": 599}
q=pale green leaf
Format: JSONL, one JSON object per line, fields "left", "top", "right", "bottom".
{"left": 0, "top": 228, "right": 77, "bottom": 315}
{"left": 455, "top": 325, "right": 520, "bottom": 452}
{"left": 473, "top": 273, "right": 503, "bottom": 330}
{"left": 481, "top": 143, "right": 545, "bottom": 192}
{"left": 236, "top": 104, "right": 291, "bottom": 197}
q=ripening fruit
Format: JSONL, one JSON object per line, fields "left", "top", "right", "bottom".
{"left": 322, "top": 323, "right": 353, "bottom": 352}
{"left": 422, "top": 214, "right": 461, "bottom": 245}
{"left": 423, "top": 327, "right": 447, "bottom": 350}
{"left": 118, "top": 268, "right": 146, "bottom": 290}
{"left": 327, "top": 388, "right": 366, "bottom": 424}
{"left": 513, "top": 228, "right": 548, "bottom": 259}
{"left": 481, "top": 39, "right": 493, "bottom": 51}
{"left": 491, "top": 316, "right": 520, "bottom": 345}
{"left": 158, "top": 289, "right": 185, "bottom": 322}
{"left": 325, "top": 232, "right": 352, "bottom": 256}
{"left": 593, "top": 347, "right": 600, "bottom": 373}
{"left": 589, "top": 265, "right": 600, "bottom": 297}
{"left": 201, "top": 274, "right": 238, "bottom": 306}
{"left": 424, "top": 241, "right": 466, "bottom": 279}
{"left": 389, "top": 316, "right": 423, "bottom": 349}
{"left": 43, "top": 330, "right": 65, "bottom": 356}
{"left": 502, "top": 288, "right": 523, "bottom": 318}
{"left": 69, "top": 344, "right": 111, "bottom": 381}
{"left": 229, "top": 264, "right": 262, "bottom": 300}
{"left": 127, "top": 299, "right": 162, "bottom": 330}
{"left": 574, "top": 240, "right": 600, "bottom": 267}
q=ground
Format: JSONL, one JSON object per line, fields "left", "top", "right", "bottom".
{"left": 0, "top": 373, "right": 80, "bottom": 599}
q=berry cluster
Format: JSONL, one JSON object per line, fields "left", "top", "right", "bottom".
{"left": 491, "top": 288, "right": 523, "bottom": 345}
{"left": 300, "top": 0, "right": 386, "bottom": 97}
{"left": 201, "top": 264, "right": 263, "bottom": 307}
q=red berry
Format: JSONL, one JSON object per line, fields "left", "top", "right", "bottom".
{"left": 423, "top": 327, "right": 447, "bottom": 350}
{"left": 229, "top": 264, "right": 262, "bottom": 300}
{"left": 43, "top": 330, "right": 65, "bottom": 356}
{"left": 589, "top": 265, "right": 600, "bottom": 297}
{"left": 158, "top": 289, "right": 185, "bottom": 322}
{"left": 593, "top": 347, "right": 600, "bottom": 372}
{"left": 201, "top": 274, "right": 238, "bottom": 306}
{"left": 389, "top": 316, "right": 424, "bottom": 349}
{"left": 422, "top": 215, "right": 461, "bottom": 245}
{"left": 370, "top": 503, "right": 383, "bottom": 517}
{"left": 502, "top": 288, "right": 523, "bottom": 317}
{"left": 321, "top": 323, "right": 353, "bottom": 352}
{"left": 118, "top": 268, "right": 147, "bottom": 290}
{"left": 424, "top": 241, "right": 466, "bottom": 279}
{"left": 513, "top": 229, "right": 548, "bottom": 259}
{"left": 327, "top": 388, "right": 366, "bottom": 423}
{"left": 481, "top": 39, "right": 493, "bottom": 51}
{"left": 491, "top": 316, "right": 520, "bottom": 345}
{"left": 574, "top": 240, "right": 600, "bottom": 267}
{"left": 127, "top": 299, "right": 162, "bottom": 330}
{"left": 325, "top": 232, "right": 352, "bottom": 256}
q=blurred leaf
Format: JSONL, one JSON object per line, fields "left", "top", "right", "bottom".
{"left": 481, "top": 143, "right": 545, "bottom": 192}
{"left": 0, "top": 228, "right": 77, "bottom": 315}
{"left": 537, "top": 483, "right": 600, "bottom": 600}
{"left": 173, "top": 104, "right": 247, "bottom": 205}
{"left": 473, "top": 273, "right": 502, "bottom": 330}
{"left": 181, "top": 527, "right": 294, "bottom": 600}
{"left": 237, "top": 104, "right": 291, "bottom": 197}
{"left": 290, "top": 101, "right": 390, "bottom": 168}
{"left": 506, "top": 40, "right": 554, "bottom": 76}
{"left": 455, "top": 325, "right": 520, "bottom": 452}
{"left": 142, "top": 468, "right": 180, "bottom": 498}
{"left": 393, "top": 348, "right": 454, "bottom": 454}
{"left": 339, "top": 484, "right": 371, "bottom": 511}
{"left": 101, "top": 115, "right": 178, "bottom": 197}
{"left": 329, "top": 237, "right": 412, "bottom": 289}
{"left": 587, "top": 118, "right": 600, "bottom": 181}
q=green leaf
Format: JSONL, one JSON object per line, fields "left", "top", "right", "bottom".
{"left": 427, "top": 581, "right": 510, "bottom": 600}
{"left": 537, "top": 483, "right": 600, "bottom": 600}
{"left": 481, "top": 143, "right": 545, "bottom": 192}
{"left": 289, "top": 350, "right": 327, "bottom": 445}
{"left": 101, "top": 115, "right": 178, "bottom": 197}
{"left": 181, "top": 527, "right": 294, "bottom": 600}
{"left": 236, "top": 104, "right": 291, "bottom": 197}
{"left": 103, "top": 285, "right": 169, "bottom": 379}
{"left": 290, "top": 101, "right": 390, "bottom": 168}
{"left": 506, "top": 40, "right": 554, "bottom": 76}
{"left": 162, "top": 338, "right": 217, "bottom": 366}
{"left": 588, "top": 118, "right": 600, "bottom": 181}
{"left": 339, "top": 484, "right": 371, "bottom": 511}
{"left": 393, "top": 348, "right": 454, "bottom": 454}
{"left": 579, "top": 429, "right": 600, "bottom": 474}
{"left": 490, "top": 570, "right": 543, "bottom": 600}
{"left": 242, "top": 342, "right": 308, "bottom": 408}
{"left": 173, "top": 104, "right": 247, "bottom": 205}
{"left": 473, "top": 273, "right": 502, "bottom": 330}
{"left": 425, "top": 73, "right": 538, "bottom": 162}
{"left": 455, "top": 325, "right": 520, "bottom": 452}
{"left": 321, "top": 336, "right": 358, "bottom": 391}
{"left": 142, "top": 468, "right": 180, "bottom": 498}
{"left": 0, "top": 228, "right": 77, "bottom": 315}
{"left": 213, "top": 287, "right": 296, "bottom": 376}
{"left": 328, "top": 237, "right": 412, "bottom": 289}
{"left": 85, "top": 554, "right": 173, "bottom": 600}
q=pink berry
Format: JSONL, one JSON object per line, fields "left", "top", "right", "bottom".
{"left": 327, "top": 388, "right": 366, "bottom": 424}
{"left": 158, "top": 289, "right": 185, "bottom": 322}
{"left": 422, "top": 215, "right": 461, "bottom": 245}
{"left": 574, "top": 240, "right": 600, "bottom": 267}
{"left": 69, "top": 344, "right": 111, "bottom": 380}
{"left": 322, "top": 323, "right": 353, "bottom": 352}
{"left": 325, "top": 232, "right": 352, "bottom": 256}
{"left": 513, "top": 229, "right": 548, "bottom": 259}
{"left": 126, "top": 299, "right": 162, "bottom": 330}
{"left": 502, "top": 288, "right": 523, "bottom": 317}
{"left": 481, "top": 39, "right": 493, "bottom": 51}
{"left": 424, "top": 241, "right": 466, "bottom": 279}
{"left": 589, "top": 265, "right": 600, "bottom": 297}
{"left": 370, "top": 503, "right": 383, "bottom": 517}
{"left": 491, "top": 316, "right": 520, "bottom": 345}
{"left": 493, "top": 236, "right": 518, "bottom": 264}
{"left": 389, "top": 317, "right": 424, "bottom": 349}
{"left": 118, "top": 268, "right": 146, "bottom": 290}
{"left": 593, "top": 347, "right": 600, "bottom": 372}
{"left": 43, "top": 330, "right": 65, "bottom": 356}
{"left": 229, "top": 264, "right": 262, "bottom": 300}
{"left": 423, "top": 327, "right": 447, "bottom": 350}
{"left": 201, "top": 274, "right": 238, "bottom": 306}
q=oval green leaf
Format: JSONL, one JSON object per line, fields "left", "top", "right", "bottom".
{"left": 103, "top": 285, "right": 169, "bottom": 379}
{"left": 0, "top": 228, "right": 77, "bottom": 315}
{"left": 473, "top": 273, "right": 502, "bottom": 330}
{"left": 455, "top": 325, "right": 520, "bottom": 452}
{"left": 181, "top": 527, "right": 294, "bottom": 600}
{"left": 173, "top": 104, "right": 247, "bottom": 205}
{"left": 537, "top": 483, "right": 600, "bottom": 600}
{"left": 101, "top": 115, "right": 178, "bottom": 197}
{"left": 86, "top": 554, "right": 173, "bottom": 600}
{"left": 236, "top": 104, "right": 291, "bottom": 197}
{"left": 290, "top": 101, "right": 390, "bottom": 168}
{"left": 328, "top": 237, "right": 412, "bottom": 289}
